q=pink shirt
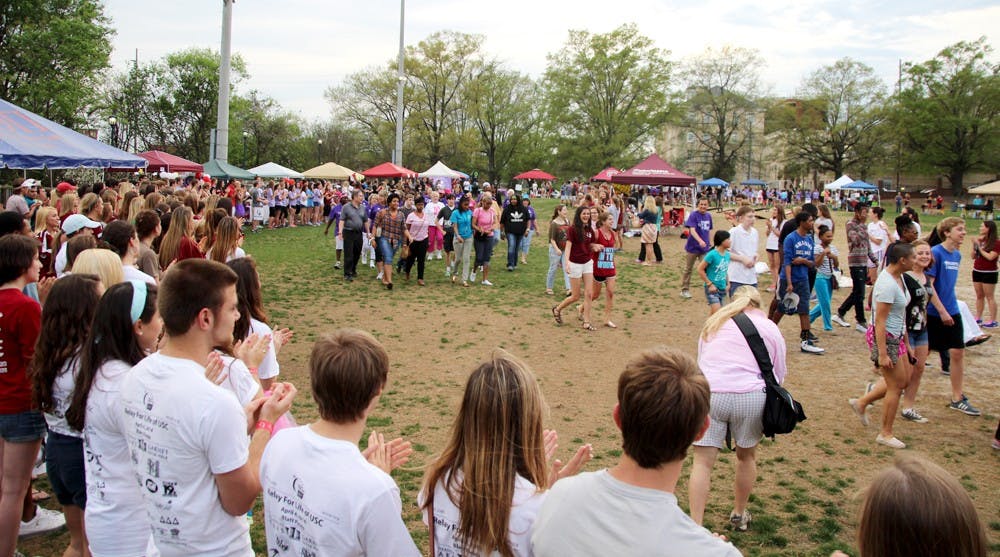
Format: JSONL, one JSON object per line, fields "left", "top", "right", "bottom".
{"left": 697, "top": 309, "right": 787, "bottom": 393}
{"left": 406, "top": 212, "right": 430, "bottom": 241}
{"left": 473, "top": 207, "right": 494, "bottom": 232}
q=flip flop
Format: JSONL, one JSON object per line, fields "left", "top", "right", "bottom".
{"left": 552, "top": 306, "right": 563, "bottom": 325}
{"left": 605, "top": 321, "right": 617, "bottom": 329}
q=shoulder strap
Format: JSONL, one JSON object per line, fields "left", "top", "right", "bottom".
{"left": 731, "top": 313, "right": 779, "bottom": 388}
{"left": 428, "top": 498, "right": 436, "bottom": 557}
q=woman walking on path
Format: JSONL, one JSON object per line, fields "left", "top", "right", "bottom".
{"left": 519, "top": 196, "right": 537, "bottom": 265}
{"left": 450, "top": 196, "right": 475, "bottom": 287}
{"left": 808, "top": 225, "right": 839, "bottom": 331}
{"left": 849, "top": 243, "right": 915, "bottom": 449}
{"left": 590, "top": 211, "right": 618, "bottom": 328}
{"left": 553, "top": 206, "right": 598, "bottom": 331}
{"left": 403, "top": 196, "right": 430, "bottom": 286}
{"left": 689, "top": 286, "right": 786, "bottom": 532}
{"left": 472, "top": 195, "right": 497, "bottom": 286}
{"left": 374, "top": 194, "right": 405, "bottom": 290}
{"left": 971, "top": 220, "right": 998, "bottom": 327}
{"left": 637, "top": 197, "right": 659, "bottom": 266}
{"left": 546, "top": 205, "right": 571, "bottom": 296}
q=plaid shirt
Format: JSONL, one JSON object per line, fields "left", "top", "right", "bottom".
{"left": 375, "top": 208, "right": 405, "bottom": 246}
{"left": 845, "top": 217, "right": 875, "bottom": 268}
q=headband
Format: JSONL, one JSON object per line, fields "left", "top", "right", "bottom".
{"left": 129, "top": 280, "right": 148, "bottom": 323}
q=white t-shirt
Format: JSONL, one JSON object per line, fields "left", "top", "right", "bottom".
{"left": 205, "top": 247, "right": 246, "bottom": 263}
{"left": 868, "top": 221, "right": 889, "bottom": 254}
{"left": 420, "top": 471, "right": 545, "bottom": 557}
{"left": 123, "top": 265, "right": 157, "bottom": 285}
{"left": 84, "top": 359, "right": 158, "bottom": 557}
{"left": 531, "top": 470, "right": 742, "bottom": 557}
{"left": 248, "top": 318, "right": 279, "bottom": 381}
{"left": 55, "top": 242, "right": 68, "bottom": 276}
{"left": 121, "top": 352, "right": 252, "bottom": 557}
{"left": 216, "top": 353, "right": 261, "bottom": 407}
{"left": 44, "top": 356, "right": 82, "bottom": 438}
{"left": 260, "top": 426, "right": 420, "bottom": 557}
{"left": 727, "top": 225, "right": 759, "bottom": 285}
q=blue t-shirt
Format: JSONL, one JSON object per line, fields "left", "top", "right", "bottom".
{"left": 703, "top": 248, "right": 730, "bottom": 290}
{"left": 450, "top": 209, "right": 473, "bottom": 239}
{"left": 684, "top": 210, "right": 713, "bottom": 254}
{"left": 782, "top": 230, "right": 814, "bottom": 283}
{"left": 927, "top": 243, "right": 961, "bottom": 316}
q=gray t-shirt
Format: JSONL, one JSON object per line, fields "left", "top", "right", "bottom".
{"left": 531, "top": 470, "right": 742, "bottom": 557}
{"left": 872, "top": 270, "right": 910, "bottom": 336}
{"left": 340, "top": 202, "right": 367, "bottom": 232}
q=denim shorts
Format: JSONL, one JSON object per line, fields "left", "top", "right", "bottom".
{"left": 0, "top": 410, "right": 47, "bottom": 443}
{"left": 376, "top": 236, "right": 397, "bottom": 263}
{"left": 704, "top": 284, "right": 725, "bottom": 306}
{"left": 45, "top": 430, "right": 87, "bottom": 508}
{"left": 908, "top": 329, "right": 929, "bottom": 348}
{"left": 778, "top": 278, "right": 811, "bottom": 315}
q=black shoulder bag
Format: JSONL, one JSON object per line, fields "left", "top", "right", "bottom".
{"left": 732, "top": 312, "right": 806, "bottom": 439}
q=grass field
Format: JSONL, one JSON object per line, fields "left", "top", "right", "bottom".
{"left": 22, "top": 199, "right": 1000, "bottom": 557}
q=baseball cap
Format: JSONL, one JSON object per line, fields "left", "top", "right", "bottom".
{"left": 781, "top": 291, "right": 800, "bottom": 314}
{"left": 21, "top": 178, "right": 40, "bottom": 189}
{"left": 56, "top": 181, "right": 77, "bottom": 194}
{"left": 62, "top": 214, "right": 102, "bottom": 235}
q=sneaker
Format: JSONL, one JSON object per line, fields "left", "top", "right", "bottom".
{"left": 444, "top": 268, "right": 451, "bottom": 277}
{"left": 875, "top": 434, "right": 906, "bottom": 449}
{"left": 680, "top": 290, "right": 692, "bottom": 299}
{"left": 376, "top": 271, "right": 384, "bottom": 281}
{"left": 983, "top": 321, "right": 999, "bottom": 328}
{"left": 506, "top": 266, "right": 513, "bottom": 271}
{"left": 992, "top": 438, "right": 1000, "bottom": 450}
{"left": 831, "top": 314, "right": 850, "bottom": 327}
{"left": 800, "top": 340, "right": 824, "bottom": 354}
{"left": 334, "top": 262, "right": 342, "bottom": 269}
{"left": 901, "top": 408, "right": 929, "bottom": 423}
{"left": 436, "top": 252, "right": 443, "bottom": 260}
{"left": 470, "top": 271, "right": 477, "bottom": 282}
{"left": 19, "top": 506, "right": 66, "bottom": 539}
{"left": 941, "top": 368, "right": 951, "bottom": 377}
{"left": 803, "top": 330, "right": 820, "bottom": 343}
{"left": 481, "top": 279, "right": 494, "bottom": 286}
{"left": 729, "top": 510, "right": 752, "bottom": 532}
{"left": 848, "top": 398, "right": 869, "bottom": 427}
{"left": 369, "top": 261, "right": 375, "bottom": 269}
{"left": 948, "top": 395, "right": 981, "bottom": 416}
{"left": 855, "top": 323, "right": 869, "bottom": 333}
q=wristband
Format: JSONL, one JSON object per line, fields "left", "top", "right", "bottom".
{"left": 255, "top": 420, "right": 274, "bottom": 434}
{"left": 248, "top": 366, "right": 258, "bottom": 376}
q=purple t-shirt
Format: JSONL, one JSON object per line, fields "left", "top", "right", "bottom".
{"left": 684, "top": 210, "right": 713, "bottom": 255}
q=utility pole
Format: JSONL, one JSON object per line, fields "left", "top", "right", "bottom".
{"left": 215, "top": 0, "right": 234, "bottom": 162}
{"left": 393, "top": 0, "right": 405, "bottom": 166}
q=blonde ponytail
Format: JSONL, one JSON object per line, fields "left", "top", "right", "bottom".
{"left": 700, "top": 286, "right": 762, "bottom": 341}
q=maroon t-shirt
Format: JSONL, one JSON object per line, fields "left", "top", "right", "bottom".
{"left": 0, "top": 288, "right": 41, "bottom": 414}
{"left": 567, "top": 225, "right": 595, "bottom": 264}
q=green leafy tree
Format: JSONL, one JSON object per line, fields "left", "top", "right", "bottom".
{"left": 894, "top": 37, "right": 1000, "bottom": 193}
{"left": 0, "top": 0, "right": 113, "bottom": 126}
{"left": 229, "top": 91, "right": 306, "bottom": 168}
{"left": 101, "top": 63, "right": 161, "bottom": 152}
{"left": 467, "top": 63, "right": 540, "bottom": 183}
{"left": 326, "top": 67, "right": 406, "bottom": 164}
{"left": 542, "top": 24, "right": 674, "bottom": 175}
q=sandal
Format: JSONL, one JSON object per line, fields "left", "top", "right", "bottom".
{"left": 582, "top": 322, "right": 596, "bottom": 331}
{"left": 605, "top": 321, "right": 617, "bottom": 329}
{"left": 545, "top": 289, "right": 554, "bottom": 295}
{"left": 462, "top": 281, "right": 469, "bottom": 287}
{"left": 552, "top": 306, "right": 563, "bottom": 325}
{"left": 577, "top": 305, "right": 584, "bottom": 321}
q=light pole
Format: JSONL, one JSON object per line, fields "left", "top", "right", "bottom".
{"left": 317, "top": 139, "right": 323, "bottom": 165}
{"left": 746, "top": 114, "right": 754, "bottom": 181}
{"left": 242, "top": 131, "right": 248, "bottom": 167}
{"left": 393, "top": 0, "right": 405, "bottom": 165}
{"left": 108, "top": 117, "right": 118, "bottom": 149}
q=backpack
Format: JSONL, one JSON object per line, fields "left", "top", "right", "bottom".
{"left": 731, "top": 313, "right": 806, "bottom": 438}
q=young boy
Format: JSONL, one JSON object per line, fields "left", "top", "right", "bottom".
{"left": 773, "top": 212, "right": 825, "bottom": 354}
{"left": 681, "top": 197, "right": 713, "bottom": 298}
{"left": 530, "top": 347, "right": 741, "bottom": 556}
{"left": 260, "top": 329, "right": 420, "bottom": 556}
{"left": 727, "top": 205, "right": 759, "bottom": 296}
{"left": 698, "top": 230, "right": 731, "bottom": 315}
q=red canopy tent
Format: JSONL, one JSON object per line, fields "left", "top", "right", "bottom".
{"left": 513, "top": 168, "right": 555, "bottom": 181}
{"left": 610, "top": 153, "right": 695, "bottom": 186}
{"left": 591, "top": 166, "right": 620, "bottom": 182}
{"left": 107, "top": 150, "right": 203, "bottom": 173}
{"left": 361, "top": 162, "right": 417, "bottom": 178}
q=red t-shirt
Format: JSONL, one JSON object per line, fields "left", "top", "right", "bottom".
{"left": 0, "top": 288, "right": 42, "bottom": 414}
{"left": 592, "top": 228, "right": 617, "bottom": 278}
{"left": 567, "top": 225, "right": 595, "bottom": 264}
{"left": 973, "top": 239, "right": 1000, "bottom": 272}
{"left": 177, "top": 236, "right": 205, "bottom": 262}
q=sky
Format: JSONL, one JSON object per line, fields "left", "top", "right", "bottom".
{"left": 102, "top": 0, "right": 997, "bottom": 121}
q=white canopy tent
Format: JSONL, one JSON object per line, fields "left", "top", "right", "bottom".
{"left": 823, "top": 175, "right": 854, "bottom": 191}
{"left": 248, "top": 162, "right": 303, "bottom": 179}
{"left": 968, "top": 180, "right": 1000, "bottom": 195}
{"left": 419, "top": 160, "right": 464, "bottom": 190}
{"left": 301, "top": 162, "right": 361, "bottom": 181}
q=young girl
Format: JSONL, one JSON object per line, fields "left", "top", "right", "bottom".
{"left": 553, "top": 206, "right": 598, "bottom": 331}
{"left": 67, "top": 281, "right": 160, "bottom": 557}
{"left": 971, "top": 220, "right": 998, "bottom": 327}
{"left": 33, "top": 206, "right": 60, "bottom": 279}
{"left": 809, "top": 225, "right": 840, "bottom": 331}
{"left": 31, "top": 274, "right": 103, "bottom": 557}
{"left": 420, "top": 350, "right": 591, "bottom": 557}
{"left": 764, "top": 205, "right": 786, "bottom": 291}
{"left": 206, "top": 216, "right": 246, "bottom": 264}
{"left": 158, "top": 207, "right": 202, "bottom": 270}
{"left": 697, "top": 230, "right": 732, "bottom": 315}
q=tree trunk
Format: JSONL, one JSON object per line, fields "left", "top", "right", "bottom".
{"left": 949, "top": 171, "right": 964, "bottom": 195}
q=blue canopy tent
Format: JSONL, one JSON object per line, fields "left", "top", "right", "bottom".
{"left": 698, "top": 177, "right": 729, "bottom": 187}
{"left": 0, "top": 99, "right": 147, "bottom": 169}
{"left": 740, "top": 179, "right": 767, "bottom": 186}
{"left": 841, "top": 180, "right": 878, "bottom": 191}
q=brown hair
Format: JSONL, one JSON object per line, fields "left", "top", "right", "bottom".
{"left": 858, "top": 454, "right": 987, "bottom": 557}
{"left": 735, "top": 205, "right": 754, "bottom": 219}
{"left": 227, "top": 257, "right": 268, "bottom": 341}
{"left": 309, "top": 329, "right": 388, "bottom": 423}
{"left": 158, "top": 207, "right": 193, "bottom": 269}
{"left": 65, "top": 235, "right": 98, "bottom": 271}
{"left": 936, "top": 216, "right": 965, "bottom": 237}
{"left": 0, "top": 235, "right": 38, "bottom": 285}
{"left": 158, "top": 259, "right": 238, "bottom": 337}
{"left": 134, "top": 210, "right": 160, "bottom": 240}
{"left": 617, "top": 347, "right": 709, "bottom": 467}
{"left": 421, "top": 349, "right": 549, "bottom": 557}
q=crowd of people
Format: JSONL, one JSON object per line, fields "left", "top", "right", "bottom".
{"left": 0, "top": 173, "right": 995, "bottom": 557}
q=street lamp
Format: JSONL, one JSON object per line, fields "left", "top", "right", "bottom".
{"left": 242, "top": 131, "right": 249, "bottom": 167}
{"left": 317, "top": 139, "right": 323, "bottom": 165}
{"left": 108, "top": 117, "right": 118, "bottom": 149}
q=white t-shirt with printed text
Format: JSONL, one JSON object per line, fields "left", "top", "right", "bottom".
{"left": 249, "top": 318, "right": 279, "bottom": 381}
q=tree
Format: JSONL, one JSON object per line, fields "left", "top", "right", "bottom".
{"left": 679, "top": 46, "right": 766, "bottom": 181}
{"left": 326, "top": 67, "right": 406, "bottom": 164}
{"left": 467, "top": 63, "right": 540, "bottom": 183}
{"left": 229, "top": 91, "right": 304, "bottom": 168}
{"left": 543, "top": 24, "right": 674, "bottom": 175}
{"left": 775, "top": 58, "right": 888, "bottom": 178}
{"left": 0, "top": 0, "right": 113, "bottom": 126}
{"left": 894, "top": 37, "right": 1000, "bottom": 193}
{"left": 101, "top": 63, "right": 161, "bottom": 152}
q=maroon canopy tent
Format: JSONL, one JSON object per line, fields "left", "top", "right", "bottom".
{"left": 137, "top": 150, "right": 203, "bottom": 173}
{"left": 610, "top": 154, "right": 695, "bottom": 186}
{"left": 362, "top": 161, "right": 417, "bottom": 178}
{"left": 513, "top": 168, "right": 555, "bottom": 181}
{"left": 591, "top": 166, "right": 620, "bottom": 182}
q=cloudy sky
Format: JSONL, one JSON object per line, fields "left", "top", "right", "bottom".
{"left": 103, "top": 0, "right": 997, "bottom": 120}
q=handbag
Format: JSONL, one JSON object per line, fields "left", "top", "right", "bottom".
{"left": 731, "top": 313, "right": 806, "bottom": 439}
{"left": 400, "top": 243, "right": 411, "bottom": 260}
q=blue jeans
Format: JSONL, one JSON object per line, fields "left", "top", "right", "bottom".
{"left": 547, "top": 246, "right": 570, "bottom": 291}
{"left": 506, "top": 233, "right": 524, "bottom": 268}
{"left": 809, "top": 274, "right": 834, "bottom": 330}
{"left": 376, "top": 237, "right": 398, "bottom": 265}
{"left": 520, "top": 229, "right": 534, "bottom": 254}
{"left": 728, "top": 282, "right": 757, "bottom": 298}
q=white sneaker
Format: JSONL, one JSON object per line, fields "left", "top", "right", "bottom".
{"left": 800, "top": 340, "right": 825, "bottom": 354}
{"left": 875, "top": 434, "right": 905, "bottom": 449}
{"left": 376, "top": 271, "right": 384, "bottom": 281}
{"left": 680, "top": 290, "right": 692, "bottom": 299}
{"left": 855, "top": 323, "right": 869, "bottom": 333}
{"left": 482, "top": 279, "right": 494, "bottom": 286}
{"left": 19, "top": 506, "right": 66, "bottom": 539}
{"left": 436, "top": 252, "right": 443, "bottom": 260}
{"left": 831, "top": 314, "right": 850, "bottom": 327}
{"left": 369, "top": 261, "right": 375, "bottom": 269}
{"left": 470, "top": 272, "right": 476, "bottom": 282}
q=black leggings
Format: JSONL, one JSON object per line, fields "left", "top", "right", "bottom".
{"left": 837, "top": 266, "right": 868, "bottom": 322}
{"left": 637, "top": 241, "right": 662, "bottom": 262}
{"left": 404, "top": 239, "right": 428, "bottom": 280}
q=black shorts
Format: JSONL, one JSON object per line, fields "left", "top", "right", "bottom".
{"left": 927, "top": 312, "right": 964, "bottom": 352}
{"left": 45, "top": 431, "right": 87, "bottom": 508}
{"left": 443, "top": 232, "right": 455, "bottom": 252}
{"left": 594, "top": 274, "right": 615, "bottom": 283}
{"left": 972, "top": 270, "right": 998, "bottom": 285}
